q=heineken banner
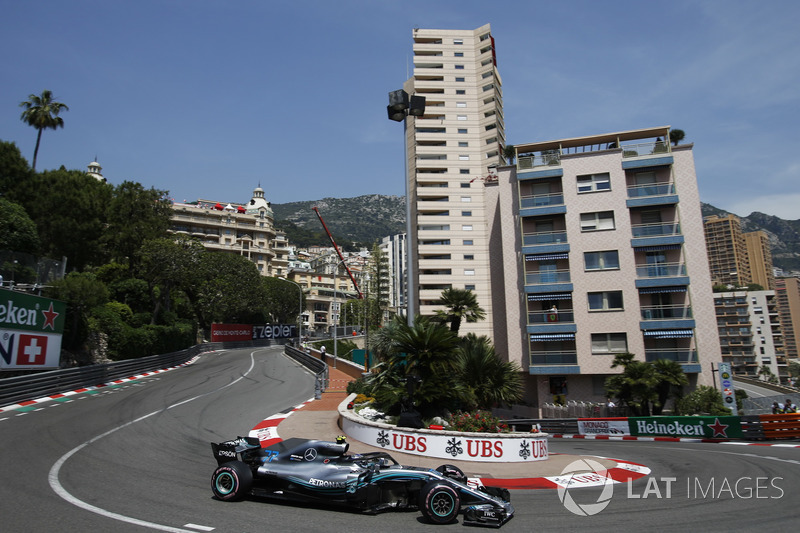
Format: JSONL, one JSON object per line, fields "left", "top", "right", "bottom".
{"left": 0, "top": 289, "right": 66, "bottom": 370}
{"left": 629, "top": 416, "right": 743, "bottom": 439}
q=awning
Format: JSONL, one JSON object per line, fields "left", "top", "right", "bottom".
{"left": 638, "top": 286, "right": 687, "bottom": 294}
{"left": 636, "top": 244, "right": 682, "bottom": 252}
{"left": 525, "top": 253, "right": 569, "bottom": 261}
{"left": 643, "top": 329, "right": 693, "bottom": 338}
{"left": 530, "top": 333, "right": 575, "bottom": 341}
{"left": 527, "top": 293, "right": 572, "bottom": 301}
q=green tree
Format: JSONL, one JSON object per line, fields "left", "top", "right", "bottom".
{"left": 669, "top": 129, "right": 685, "bottom": 146}
{"left": 47, "top": 271, "right": 109, "bottom": 351}
{"left": 434, "top": 287, "right": 486, "bottom": 334}
{"left": 19, "top": 90, "right": 69, "bottom": 171}
{"left": 455, "top": 334, "right": 523, "bottom": 410}
{"left": 503, "top": 144, "right": 516, "bottom": 164}
{"left": 651, "top": 358, "right": 689, "bottom": 415}
{"left": 605, "top": 352, "right": 658, "bottom": 416}
{"left": 262, "top": 276, "right": 305, "bottom": 324}
{"left": 139, "top": 236, "right": 205, "bottom": 324}
{"left": 0, "top": 198, "right": 40, "bottom": 254}
{"left": 9, "top": 168, "right": 112, "bottom": 270}
{"left": 674, "top": 385, "right": 729, "bottom": 416}
{"left": 106, "top": 181, "right": 173, "bottom": 271}
{"left": 0, "top": 140, "right": 32, "bottom": 195}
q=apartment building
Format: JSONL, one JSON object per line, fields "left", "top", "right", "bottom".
{"left": 286, "top": 269, "right": 359, "bottom": 336}
{"left": 775, "top": 277, "right": 800, "bottom": 360}
{"left": 404, "top": 24, "right": 505, "bottom": 337}
{"left": 169, "top": 185, "right": 290, "bottom": 276}
{"left": 379, "top": 233, "right": 407, "bottom": 316}
{"left": 744, "top": 230, "right": 775, "bottom": 290}
{"left": 714, "top": 290, "right": 785, "bottom": 381}
{"left": 704, "top": 214, "right": 751, "bottom": 287}
{"left": 486, "top": 126, "right": 719, "bottom": 406}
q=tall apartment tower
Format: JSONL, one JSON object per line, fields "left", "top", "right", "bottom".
{"left": 775, "top": 277, "right": 800, "bottom": 360}
{"left": 487, "top": 127, "right": 718, "bottom": 406}
{"left": 704, "top": 214, "right": 751, "bottom": 287}
{"left": 405, "top": 24, "right": 505, "bottom": 337}
{"left": 744, "top": 231, "right": 775, "bottom": 290}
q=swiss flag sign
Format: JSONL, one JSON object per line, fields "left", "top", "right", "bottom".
{"left": 17, "top": 334, "right": 48, "bottom": 365}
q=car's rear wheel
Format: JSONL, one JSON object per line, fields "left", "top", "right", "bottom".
{"left": 419, "top": 480, "right": 460, "bottom": 524}
{"left": 211, "top": 461, "right": 252, "bottom": 501}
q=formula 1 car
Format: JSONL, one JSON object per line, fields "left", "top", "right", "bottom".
{"left": 211, "top": 436, "right": 514, "bottom": 527}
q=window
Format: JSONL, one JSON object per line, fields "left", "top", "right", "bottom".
{"left": 464, "top": 269, "right": 475, "bottom": 276}
{"left": 462, "top": 225, "right": 473, "bottom": 231}
{"left": 461, "top": 182, "right": 470, "bottom": 188}
{"left": 455, "top": 77, "right": 465, "bottom": 82}
{"left": 456, "top": 102, "right": 467, "bottom": 108}
{"left": 463, "top": 239, "right": 473, "bottom": 245}
{"left": 457, "top": 115, "right": 468, "bottom": 120}
{"left": 458, "top": 128, "right": 468, "bottom": 134}
{"left": 462, "top": 210, "right": 472, "bottom": 216}
{"left": 577, "top": 173, "right": 611, "bottom": 193}
{"left": 454, "top": 52, "right": 464, "bottom": 57}
{"left": 460, "top": 169, "right": 470, "bottom": 174}
{"left": 461, "top": 196, "right": 472, "bottom": 202}
{"left": 459, "top": 155, "right": 469, "bottom": 160}
{"left": 580, "top": 211, "right": 615, "bottom": 231}
{"left": 591, "top": 333, "right": 628, "bottom": 354}
{"left": 588, "top": 291, "right": 623, "bottom": 311}
{"left": 465, "top": 284, "right": 476, "bottom": 290}
{"left": 464, "top": 254, "right": 474, "bottom": 260}
{"left": 455, "top": 64, "right": 465, "bottom": 69}
{"left": 454, "top": 39, "right": 463, "bottom": 45}
{"left": 456, "top": 89, "right": 466, "bottom": 95}
{"left": 458, "top": 141, "right": 468, "bottom": 147}
{"left": 584, "top": 251, "right": 620, "bottom": 271}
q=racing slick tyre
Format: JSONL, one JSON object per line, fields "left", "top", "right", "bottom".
{"left": 211, "top": 461, "right": 253, "bottom": 501}
{"left": 419, "top": 480, "right": 461, "bottom": 525}
{"left": 435, "top": 464, "right": 467, "bottom": 484}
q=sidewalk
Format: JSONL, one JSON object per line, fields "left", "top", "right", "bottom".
{"left": 271, "top": 366, "right": 621, "bottom": 484}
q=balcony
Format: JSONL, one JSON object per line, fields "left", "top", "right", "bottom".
{"left": 522, "top": 231, "right": 567, "bottom": 246}
{"left": 528, "top": 310, "right": 575, "bottom": 324}
{"left": 529, "top": 351, "right": 580, "bottom": 374}
{"left": 525, "top": 269, "right": 573, "bottom": 294}
{"left": 644, "top": 349, "right": 699, "bottom": 367}
{"left": 620, "top": 141, "right": 674, "bottom": 170}
{"left": 640, "top": 305, "right": 693, "bottom": 320}
{"left": 631, "top": 222, "right": 681, "bottom": 238}
{"left": 634, "top": 262, "right": 689, "bottom": 289}
{"left": 626, "top": 182, "right": 679, "bottom": 208}
{"left": 519, "top": 193, "right": 566, "bottom": 217}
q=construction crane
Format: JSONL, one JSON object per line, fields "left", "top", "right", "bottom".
{"left": 312, "top": 206, "right": 363, "bottom": 298}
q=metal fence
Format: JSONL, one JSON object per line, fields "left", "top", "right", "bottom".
{"left": 0, "top": 339, "right": 286, "bottom": 408}
{"left": 742, "top": 393, "right": 800, "bottom": 416}
{"left": 540, "top": 401, "right": 630, "bottom": 419}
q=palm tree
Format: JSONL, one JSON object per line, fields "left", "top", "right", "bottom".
{"left": 19, "top": 90, "right": 69, "bottom": 171}
{"left": 456, "top": 334, "right": 523, "bottom": 410}
{"left": 651, "top": 358, "right": 689, "bottom": 415}
{"left": 669, "top": 129, "right": 685, "bottom": 146}
{"left": 434, "top": 288, "right": 486, "bottom": 334}
{"left": 502, "top": 144, "right": 516, "bottom": 165}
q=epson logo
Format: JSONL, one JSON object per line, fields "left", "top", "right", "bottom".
{"left": 218, "top": 450, "right": 236, "bottom": 458}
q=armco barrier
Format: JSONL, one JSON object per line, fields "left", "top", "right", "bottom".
{"left": 0, "top": 339, "right": 281, "bottom": 408}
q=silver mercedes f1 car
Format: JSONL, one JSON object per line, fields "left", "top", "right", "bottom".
{"left": 211, "top": 436, "right": 514, "bottom": 527}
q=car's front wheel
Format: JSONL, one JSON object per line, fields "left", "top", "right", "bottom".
{"left": 211, "top": 461, "right": 253, "bottom": 501}
{"left": 419, "top": 480, "right": 461, "bottom": 524}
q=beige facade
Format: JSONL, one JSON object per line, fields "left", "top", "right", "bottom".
{"left": 405, "top": 24, "right": 505, "bottom": 337}
{"left": 744, "top": 231, "right": 775, "bottom": 290}
{"left": 704, "top": 214, "right": 750, "bottom": 287}
{"left": 487, "top": 127, "right": 718, "bottom": 406}
{"left": 169, "top": 186, "right": 290, "bottom": 276}
{"left": 287, "top": 269, "right": 359, "bottom": 336}
{"left": 776, "top": 277, "right": 800, "bottom": 360}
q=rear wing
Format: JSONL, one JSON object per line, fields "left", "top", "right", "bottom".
{"left": 211, "top": 436, "right": 260, "bottom": 465}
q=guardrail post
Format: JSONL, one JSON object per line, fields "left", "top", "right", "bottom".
{"left": 314, "top": 375, "right": 322, "bottom": 400}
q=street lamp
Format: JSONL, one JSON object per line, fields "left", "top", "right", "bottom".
{"left": 278, "top": 277, "right": 303, "bottom": 345}
{"left": 387, "top": 88, "right": 425, "bottom": 326}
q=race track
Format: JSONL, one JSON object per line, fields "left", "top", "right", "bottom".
{"left": 1, "top": 346, "right": 798, "bottom": 532}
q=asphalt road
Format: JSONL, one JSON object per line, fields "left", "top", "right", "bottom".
{"left": 1, "top": 347, "right": 798, "bottom": 532}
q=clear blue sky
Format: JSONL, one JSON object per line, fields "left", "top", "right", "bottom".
{"left": 2, "top": 0, "right": 799, "bottom": 219}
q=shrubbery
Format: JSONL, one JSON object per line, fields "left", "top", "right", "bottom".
{"left": 447, "top": 410, "right": 509, "bottom": 433}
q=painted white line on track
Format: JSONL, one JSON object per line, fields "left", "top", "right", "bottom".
{"left": 184, "top": 524, "right": 215, "bottom": 531}
{"left": 48, "top": 349, "right": 269, "bottom": 532}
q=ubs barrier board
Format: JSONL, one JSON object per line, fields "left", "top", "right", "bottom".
{"left": 0, "top": 289, "right": 66, "bottom": 370}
